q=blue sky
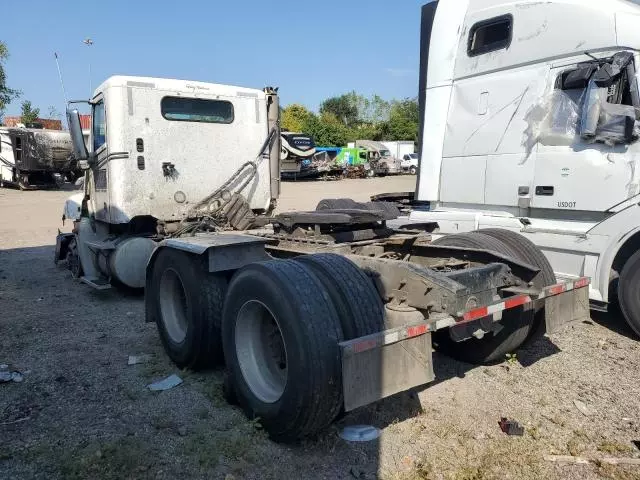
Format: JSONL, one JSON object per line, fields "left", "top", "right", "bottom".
{"left": 2, "top": 0, "right": 425, "bottom": 117}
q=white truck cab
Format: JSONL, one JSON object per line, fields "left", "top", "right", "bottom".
{"left": 410, "top": 0, "right": 640, "bottom": 334}
{"left": 60, "top": 76, "right": 280, "bottom": 289}
{"left": 80, "top": 76, "right": 276, "bottom": 225}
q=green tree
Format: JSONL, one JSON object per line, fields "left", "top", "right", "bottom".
{"left": 282, "top": 92, "right": 418, "bottom": 147}
{"left": 319, "top": 94, "right": 358, "bottom": 127}
{"left": 354, "top": 94, "right": 390, "bottom": 124}
{"left": 20, "top": 100, "right": 40, "bottom": 125}
{"left": 0, "top": 41, "right": 20, "bottom": 121}
{"left": 386, "top": 98, "right": 419, "bottom": 142}
{"left": 281, "top": 104, "right": 312, "bottom": 132}
{"left": 304, "top": 112, "right": 350, "bottom": 147}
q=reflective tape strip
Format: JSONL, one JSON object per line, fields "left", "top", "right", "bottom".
{"left": 407, "top": 324, "right": 429, "bottom": 338}
{"left": 384, "top": 331, "right": 400, "bottom": 344}
{"left": 461, "top": 294, "right": 531, "bottom": 323}
{"left": 574, "top": 277, "right": 590, "bottom": 289}
{"left": 504, "top": 295, "right": 532, "bottom": 310}
{"left": 457, "top": 276, "right": 590, "bottom": 324}
{"left": 538, "top": 276, "right": 589, "bottom": 299}
{"left": 343, "top": 322, "right": 431, "bottom": 355}
{"left": 352, "top": 338, "right": 379, "bottom": 353}
{"left": 544, "top": 284, "right": 567, "bottom": 297}
{"left": 462, "top": 306, "right": 489, "bottom": 322}
{"left": 344, "top": 277, "right": 592, "bottom": 353}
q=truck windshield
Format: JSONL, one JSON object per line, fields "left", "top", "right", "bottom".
{"left": 380, "top": 150, "right": 391, "bottom": 157}
{"left": 161, "top": 97, "right": 234, "bottom": 124}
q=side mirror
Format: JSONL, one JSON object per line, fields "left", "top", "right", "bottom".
{"left": 66, "top": 108, "right": 89, "bottom": 164}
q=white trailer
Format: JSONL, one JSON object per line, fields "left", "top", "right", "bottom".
{"left": 403, "top": 0, "right": 640, "bottom": 336}
{"left": 0, "top": 129, "right": 16, "bottom": 186}
{"left": 55, "top": 74, "right": 589, "bottom": 441}
{"left": 382, "top": 140, "right": 415, "bottom": 161}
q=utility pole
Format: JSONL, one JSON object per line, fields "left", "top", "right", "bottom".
{"left": 83, "top": 38, "right": 94, "bottom": 97}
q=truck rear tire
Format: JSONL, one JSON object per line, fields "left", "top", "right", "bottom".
{"left": 478, "top": 229, "right": 556, "bottom": 286}
{"left": 363, "top": 201, "right": 401, "bottom": 220}
{"left": 478, "top": 228, "right": 557, "bottom": 341}
{"left": 618, "top": 249, "right": 640, "bottom": 337}
{"left": 316, "top": 198, "right": 360, "bottom": 210}
{"left": 294, "top": 253, "right": 384, "bottom": 339}
{"left": 221, "top": 260, "right": 344, "bottom": 441}
{"left": 149, "top": 249, "right": 227, "bottom": 370}
{"left": 431, "top": 232, "right": 535, "bottom": 364}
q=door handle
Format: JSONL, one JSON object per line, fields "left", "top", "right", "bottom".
{"left": 535, "top": 186, "right": 554, "bottom": 196}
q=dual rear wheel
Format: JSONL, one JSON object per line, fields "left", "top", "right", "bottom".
{"left": 148, "top": 250, "right": 383, "bottom": 441}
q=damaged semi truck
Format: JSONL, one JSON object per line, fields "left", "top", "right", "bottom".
{"left": 54, "top": 74, "right": 589, "bottom": 440}
{"left": 0, "top": 126, "right": 78, "bottom": 189}
{"left": 403, "top": 0, "right": 640, "bottom": 337}
{"left": 280, "top": 132, "right": 344, "bottom": 179}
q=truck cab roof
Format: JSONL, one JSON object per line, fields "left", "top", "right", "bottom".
{"left": 92, "top": 76, "right": 266, "bottom": 100}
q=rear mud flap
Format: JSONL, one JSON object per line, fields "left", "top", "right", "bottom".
{"left": 544, "top": 286, "right": 590, "bottom": 335}
{"left": 340, "top": 325, "right": 434, "bottom": 412}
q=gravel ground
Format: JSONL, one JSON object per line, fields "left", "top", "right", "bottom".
{"left": 1, "top": 176, "right": 639, "bottom": 480}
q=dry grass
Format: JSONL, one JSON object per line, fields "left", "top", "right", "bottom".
{"left": 55, "top": 437, "right": 154, "bottom": 480}
{"left": 597, "top": 440, "right": 634, "bottom": 455}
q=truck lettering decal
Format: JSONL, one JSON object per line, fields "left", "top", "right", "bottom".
{"left": 557, "top": 201, "right": 576, "bottom": 208}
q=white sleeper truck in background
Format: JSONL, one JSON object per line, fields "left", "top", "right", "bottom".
{"left": 410, "top": 0, "right": 640, "bottom": 335}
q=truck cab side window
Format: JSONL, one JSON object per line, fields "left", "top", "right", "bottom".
{"left": 468, "top": 15, "right": 512, "bottom": 57}
{"left": 93, "top": 101, "right": 106, "bottom": 152}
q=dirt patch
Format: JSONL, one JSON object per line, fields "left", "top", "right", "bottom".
{"left": 1, "top": 177, "right": 639, "bottom": 479}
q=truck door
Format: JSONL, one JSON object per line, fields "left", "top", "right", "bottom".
{"left": 444, "top": 12, "right": 546, "bottom": 208}
{"left": 90, "top": 95, "right": 110, "bottom": 222}
{"left": 531, "top": 52, "right": 640, "bottom": 213}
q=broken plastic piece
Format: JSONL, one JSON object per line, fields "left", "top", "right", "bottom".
{"left": 339, "top": 425, "right": 381, "bottom": 442}
{"left": 557, "top": 63, "right": 598, "bottom": 90}
{"left": 592, "top": 51, "right": 634, "bottom": 89}
{"left": 523, "top": 88, "right": 583, "bottom": 154}
{"left": 580, "top": 79, "right": 607, "bottom": 138}
{"left": 128, "top": 354, "right": 153, "bottom": 366}
{"left": 543, "top": 90, "right": 583, "bottom": 145}
{"left": 0, "top": 370, "right": 24, "bottom": 383}
{"left": 573, "top": 399, "right": 596, "bottom": 417}
{"left": 593, "top": 102, "right": 638, "bottom": 145}
{"left": 498, "top": 417, "right": 524, "bottom": 436}
{"left": 147, "top": 374, "right": 183, "bottom": 391}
